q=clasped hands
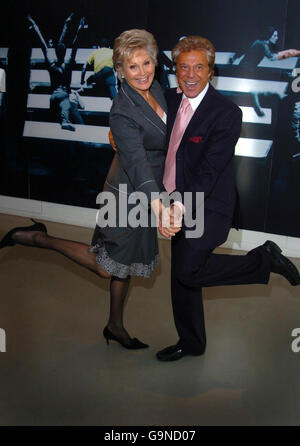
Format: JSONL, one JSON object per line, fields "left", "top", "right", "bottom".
{"left": 159, "top": 204, "right": 183, "bottom": 239}
{"left": 155, "top": 200, "right": 183, "bottom": 239}
{"left": 108, "top": 129, "right": 183, "bottom": 238}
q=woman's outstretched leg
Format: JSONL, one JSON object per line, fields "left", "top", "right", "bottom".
{"left": 11, "top": 229, "right": 110, "bottom": 278}
{"left": 4, "top": 222, "right": 149, "bottom": 349}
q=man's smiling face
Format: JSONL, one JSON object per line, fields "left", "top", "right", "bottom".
{"left": 176, "top": 49, "right": 212, "bottom": 98}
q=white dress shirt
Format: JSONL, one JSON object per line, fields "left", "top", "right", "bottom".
{"left": 182, "top": 81, "right": 209, "bottom": 111}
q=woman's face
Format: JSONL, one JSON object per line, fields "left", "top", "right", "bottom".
{"left": 121, "top": 48, "right": 155, "bottom": 94}
{"left": 269, "top": 30, "right": 279, "bottom": 44}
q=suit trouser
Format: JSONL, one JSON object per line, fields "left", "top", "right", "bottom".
{"left": 171, "top": 213, "right": 272, "bottom": 354}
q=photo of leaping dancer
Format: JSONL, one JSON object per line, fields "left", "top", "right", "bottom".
{"left": 230, "top": 26, "right": 300, "bottom": 116}
{"left": 266, "top": 63, "right": 300, "bottom": 237}
{"left": 27, "top": 13, "right": 87, "bottom": 131}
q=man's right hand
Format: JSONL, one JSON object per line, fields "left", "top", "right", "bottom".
{"left": 159, "top": 205, "right": 182, "bottom": 239}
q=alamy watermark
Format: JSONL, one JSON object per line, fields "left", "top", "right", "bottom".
{"left": 291, "top": 69, "right": 300, "bottom": 93}
{"left": 0, "top": 328, "right": 6, "bottom": 352}
{"left": 95, "top": 186, "right": 205, "bottom": 238}
{"left": 291, "top": 328, "right": 300, "bottom": 353}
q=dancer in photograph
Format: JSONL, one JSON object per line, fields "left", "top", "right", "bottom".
{"left": 27, "top": 13, "right": 86, "bottom": 131}
{"left": 80, "top": 38, "right": 117, "bottom": 99}
{"left": 231, "top": 27, "right": 300, "bottom": 68}
{"left": 267, "top": 67, "right": 300, "bottom": 234}
{"left": 230, "top": 27, "right": 300, "bottom": 116}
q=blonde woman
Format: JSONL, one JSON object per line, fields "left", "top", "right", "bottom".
{"left": 1, "top": 30, "right": 177, "bottom": 349}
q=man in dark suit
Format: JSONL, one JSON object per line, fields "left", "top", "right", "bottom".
{"left": 157, "top": 36, "right": 300, "bottom": 362}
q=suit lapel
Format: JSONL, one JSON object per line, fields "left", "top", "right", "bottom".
{"left": 121, "top": 79, "right": 167, "bottom": 135}
{"left": 179, "top": 84, "right": 215, "bottom": 148}
{"left": 166, "top": 90, "right": 182, "bottom": 142}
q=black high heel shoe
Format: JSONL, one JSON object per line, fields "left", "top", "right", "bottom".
{"left": 0, "top": 218, "right": 48, "bottom": 249}
{"left": 103, "top": 326, "right": 149, "bottom": 350}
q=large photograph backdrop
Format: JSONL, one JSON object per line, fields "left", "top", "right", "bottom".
{"left": 0, "top": 0, "right": 299, "bottom": 236}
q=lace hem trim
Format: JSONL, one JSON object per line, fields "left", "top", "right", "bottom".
{"left": 89, "top": 243, "right": 159, "bottom": 279}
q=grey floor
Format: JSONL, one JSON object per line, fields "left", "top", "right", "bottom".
{"left": 0, "top": 214, "right": 299, "bottom": 426}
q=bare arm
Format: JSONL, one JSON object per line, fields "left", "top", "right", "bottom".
{"left": 58, "top": 12, "right": 74, "bottom": 45}
{"left": 27, "top": 15, "right": 48, "bottom": 60}
{"left": 278, "top": 49, "right": 300, "bottom": 60}
{"left": 69, "top": 17, "right": 86, "bottom": 63}
{"left": 72, "top": 17, "right": 86, "bottom": 47}
{"left": 81, "top": 61, "right": 88, "bottom": 85}
{"left": 263, "top": 40, "right": 300, "bottom": 61}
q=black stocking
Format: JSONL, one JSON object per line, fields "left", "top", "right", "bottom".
{"left": 11, "top": 230, "right": 110, "bottom": 278}
{"left": 11, "top": 229, "right": 133, "bottom": 343}
{"left": 107, "top": 275, "right": 131, "bottom": 345}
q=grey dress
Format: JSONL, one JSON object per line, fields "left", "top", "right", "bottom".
{"left": 89, "top": 79, "right": 167, "bottom": 278}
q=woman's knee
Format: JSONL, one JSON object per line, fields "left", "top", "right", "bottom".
{"left": 97, "top": 265, "right": 111, "bottom": 279}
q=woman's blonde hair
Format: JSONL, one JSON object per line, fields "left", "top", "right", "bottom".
{"left": 113, "top": 29, "right": 158, "bottom": 80}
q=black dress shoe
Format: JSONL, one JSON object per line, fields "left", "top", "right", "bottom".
{"left": 0, "top": 219, "right": 48, "bottom": 249}
{"left": 103, "top": 326, "right": 149, "bottom": 350}
{"left": 263, "top": 240, "right": 300, "bottom": 286}
{"left": 156, "top": 343, "right": 203, "bottom": 362}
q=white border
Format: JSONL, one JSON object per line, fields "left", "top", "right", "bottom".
{"left": 0, "top": 194, "right": 299, "bottom": 258}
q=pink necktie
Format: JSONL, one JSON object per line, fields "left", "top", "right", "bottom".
{"left": 163, "top": 98, "right": 194, "bottom": 194}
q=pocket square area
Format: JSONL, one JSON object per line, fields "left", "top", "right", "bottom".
{"left": 189, "top": 136, "right": 203, "bottom": 143}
